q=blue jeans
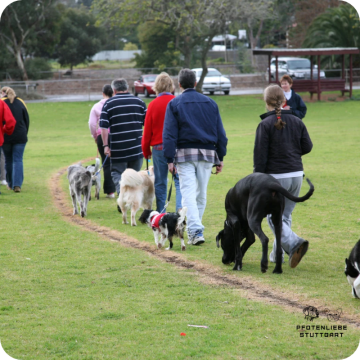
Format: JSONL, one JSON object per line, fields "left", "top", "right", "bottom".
{"left": 152, "top": 149, "right": 182, "bottom": 212}
{"left": 2, "top": 143, "right": 26, "bottom": 189}
{"left": 111, "top": 157, "right": 143, "bottom": 194}
{"left": 176, "top": 161, "right": 213, "bottom": 237}
{"left": 267, "top": 176, "right": 305, "bottom": 261}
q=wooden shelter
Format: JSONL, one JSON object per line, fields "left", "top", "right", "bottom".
{"left": 253, "top": 48, "right": 359, "bottom": 100}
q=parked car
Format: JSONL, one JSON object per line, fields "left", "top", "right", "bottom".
{"left": 192, "top": 68, "right": 231, "bottom": 95}
{"left": 269, "top": 57, "right": 326, "bottom": 80}
{"left": 133, "top": 75, "right": 157, "bottom": 97}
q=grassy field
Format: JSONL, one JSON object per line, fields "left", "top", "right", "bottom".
{"left": 1, "top": 93, "right": 360, "bottom": 359}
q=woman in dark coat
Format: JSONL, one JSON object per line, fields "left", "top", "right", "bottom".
{"left": 280, "top": 74, "right": 307, "bottom": 119}
{"left": 1, "top": 86, "right": 29, "bottom": 193}
{"left": 254, "top": 84, "right": 313, "bottom": 269}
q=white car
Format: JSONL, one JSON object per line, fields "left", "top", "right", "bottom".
{"left": 192, "top": 68, "right": 231, "bottom": 95}
{"left": 269, "top": 57, "right": 326, "bottom": 80}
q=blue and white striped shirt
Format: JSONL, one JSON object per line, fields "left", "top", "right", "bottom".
{"left": 99, "top": 93, "right": 147, "bottom": 163}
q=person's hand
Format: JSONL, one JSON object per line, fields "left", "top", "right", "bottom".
{"left": 147, "top": 155, "right": 152, "bottom": 160}
{"left": 104, "top": 146, "right": 111, "bottom": 157}
{"left": 95, "top": 138, "right": 98, "bottom": 144}
{"left": 215, "top": 161, "right": 224, "bottom": 174}
{"left": 168, "top": 163, "right": 177, "bottom": 174}
{"left": 283, "top": 105, "right": 290, "bottom": 110}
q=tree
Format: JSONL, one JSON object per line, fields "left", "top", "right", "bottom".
{"left": 290, "top": 0, "right": 339, "bottom": 48}
{"left": 0, "top": 0, "right": 60, "bottom": 80}
{"left": 55, "top": 7, "right": 105, "bottom": 70}
{"left": 302, "top": 4, "right": 360, "bottom": 68}
{"left": 92, "top": 0, "right": 241, "bottom": 91}
{"left": 134, "top": 21, "right": 181, "bottom": 74}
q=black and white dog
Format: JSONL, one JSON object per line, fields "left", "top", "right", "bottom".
{"left": 67, "top": 164, "right": 92, "bottom": 217}
{"left": 86, "top": 158, "right": 101, "bottom": 200}
{"left": 345, "top": 239, "right": 360, "bottom": 298}
{"left": 139, "top": 207, "right": 187, "bottom": 251}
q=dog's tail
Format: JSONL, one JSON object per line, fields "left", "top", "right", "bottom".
{"left": 270, "top": 178, "right": 314, "bottom": 203}
{"left": 94, "top": 158, "right": 100, "bottom": 174}
{"left": 177, "top": 207, "right": 187, "bottom": 226}
{"left": 120, "top": 168, "right": 143, "bottom": 187}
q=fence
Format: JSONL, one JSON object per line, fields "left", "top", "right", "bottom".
{"left": 0, "top": 66, "right": 359, "bottom": 102}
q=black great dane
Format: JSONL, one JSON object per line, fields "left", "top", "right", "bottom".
{"left": 216, "top": 173, "right": 314, "bottom": 274}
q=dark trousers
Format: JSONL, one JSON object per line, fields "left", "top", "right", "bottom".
{"left": 96, "top": 135, "right": 116, "bottom": 194}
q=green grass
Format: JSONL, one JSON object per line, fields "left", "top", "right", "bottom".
{"left": 1, "top": 94, "right": 360, "bottom": 359}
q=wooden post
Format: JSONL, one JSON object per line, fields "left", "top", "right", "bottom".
{"left": 317, "top": 55, "right": 321, "bottom": 101}
{"left": 275, "top": 56, "right": 278, "bottom": 83}
{"left": 342, "top": 54, "right": 345, "bottom": 79}
{"left": 310, "top": 55, "right": 313, "bottom": 80}
{"left": 268, "top": 54, "right": 271, "bottom": 83}
{"left": 350, "top": 54, "right": 353, "bottom": 98}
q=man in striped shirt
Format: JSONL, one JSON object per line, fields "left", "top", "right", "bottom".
{"left": 100, "top": 78, "right": 147, "bottom": 194}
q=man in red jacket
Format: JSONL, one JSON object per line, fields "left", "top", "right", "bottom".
{"left": 0, "top": 100, "right": 16, "bottom": 193}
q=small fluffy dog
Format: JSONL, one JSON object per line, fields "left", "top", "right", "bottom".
{"left": 67, "top": 164, "right": 92, "bottom": 217}
{"left": 117, "top": 166, "right": 155, "bottom": 226}
{"left": 345, "top": 239, "right": 360, "bottom": 298}
{"left": 86, "top": 158, "right": 101, "bottom": 200}
{"left": 139, "top": 207, "right": 187, "bottom": 251}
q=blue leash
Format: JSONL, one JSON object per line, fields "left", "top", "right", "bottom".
{"left": 94, "top": 155, "right": 108, "bottom": 176}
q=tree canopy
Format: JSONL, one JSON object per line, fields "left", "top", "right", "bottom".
{"left": 54, "top": 6, "right": 105, "bottom": 70}
{"left": 0, "top": 0, "right": 60, "bottom": 80}
{"left": 303, "top": 4, "right": 360, "bottom": 67}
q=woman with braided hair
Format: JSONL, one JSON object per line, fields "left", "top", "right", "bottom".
{"left": 253, "top": 84, "right": 313, "bottom": 269}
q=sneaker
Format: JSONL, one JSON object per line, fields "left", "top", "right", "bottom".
{"left": 0, "top": 180, "right": 7, "bottom": 186}
{"left": 106, "top": 193, "right": 115, "bottom": 198}
{"left": 289, "top": 240, "right": 309, "bottom": 268}
{"left": 14, "top": 186, "right": 21, "bottom": 193}
{"left": 188, "top": 231, "right": 205, "bottom": 246}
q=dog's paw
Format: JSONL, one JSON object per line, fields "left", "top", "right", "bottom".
{"left": 122, "top": 221, "right": 129, "bottom": 225}
{"left": 181, "top": 246, "right": 186, "bottom": 251}
{"left": 233, "top": 264, "right": 242, "bottom": 271}
{"left": 261, "top": 261, "right": 268, "bottom": 273}
{"left": 157, "top": 243, "right": 162, "bottom": 249}
{"left": 81, "top": 211, "right": 85, "bottom": 218}
{"left": 131, "top": 222, "right": 137, "bottom": 227}
{"left": 273, "top": 267, "right": 283, "bottom": 274}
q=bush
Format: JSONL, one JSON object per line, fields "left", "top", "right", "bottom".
{"left": 25, "top": 58, "right": 53, "bottom": 80}
{"left": 124, "top": 42, "right": 138, "bottom": 51}
{"left": 237, "top": 45, "right": 254, "bottom": 74}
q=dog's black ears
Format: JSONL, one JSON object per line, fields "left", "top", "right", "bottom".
{"left": 216, "top": 230, "right": 224, "bottom": 248}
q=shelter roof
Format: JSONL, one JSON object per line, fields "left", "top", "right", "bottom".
{"left": 253, "top": 47, "right": 359, "bottom": 56}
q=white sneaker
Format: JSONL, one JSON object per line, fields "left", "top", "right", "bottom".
{"left": 106, "top": 193, "right": 115, "bottom": 198}
{"left": 187, "top": 231, "right": 205, "bottom": 246}
{"left": 0, "top": 180, "right": 7, "bottom": 186}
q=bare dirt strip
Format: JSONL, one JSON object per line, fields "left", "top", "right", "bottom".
{"left": 51, "top": 164, "right": 360, "bottom": 328}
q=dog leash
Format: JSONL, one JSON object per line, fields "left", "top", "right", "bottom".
{"left": 160, "top": 170, "right": 175, "bottom": 214}
{"left": 94, "top": 155, "right": 108, "bottom": 176}
{"left": 146, "top": 158, "right": 151, "bottom": 175}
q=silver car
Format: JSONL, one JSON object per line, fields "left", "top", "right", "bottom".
{"left": 192, "top": 68, "right": 231, "bottom": 95}
{"left": 269, "top": 57, "right": 326, "bottom": 80}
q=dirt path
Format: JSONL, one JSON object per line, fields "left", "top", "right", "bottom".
{"left": 51, "top": 165, "right": 360, "bottom": 328}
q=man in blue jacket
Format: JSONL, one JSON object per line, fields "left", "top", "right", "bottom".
{"left": 163, "top": 69, "right": 228, "bottom": 245}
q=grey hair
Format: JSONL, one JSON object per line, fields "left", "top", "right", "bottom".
{"left": 111, "top": 78, "right": 129, "bottom": 92}
{"left": 178, "top": 68, "right": 196, "bottom": 90}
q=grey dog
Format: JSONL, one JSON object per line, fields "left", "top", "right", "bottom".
{"left": 86, "top": 158, "right": 101, "bottom": 200}
{"left": 67, "top": 164, "right": 92, "bottom": 217}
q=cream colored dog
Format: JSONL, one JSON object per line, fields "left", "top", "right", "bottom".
{"left": 117, "top": 166, "right": 155, "bottom": 226}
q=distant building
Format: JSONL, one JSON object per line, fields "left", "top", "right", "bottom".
{"left": 92, "top": 50, "right": 143, "bottom": 61}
